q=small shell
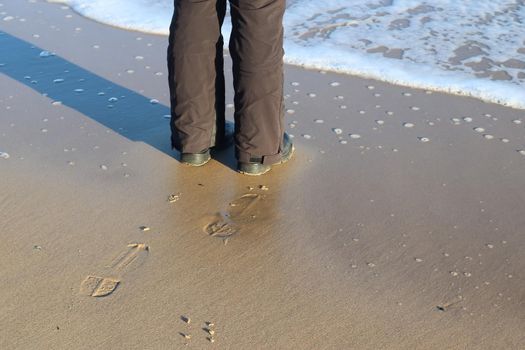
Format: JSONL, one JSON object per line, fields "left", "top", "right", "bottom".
{"left": 168, "top": 194, "right": 181, "bottom": 203}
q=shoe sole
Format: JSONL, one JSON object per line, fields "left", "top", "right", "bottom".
{"left": 182, "top": 158, "right": 211, "bottom": 167}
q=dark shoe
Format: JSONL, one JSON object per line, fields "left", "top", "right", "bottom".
{"left": 237, "top": 133, "right": 294, "bottom": 176}
{"left": 181, "top": 149, "right": 211, "bottom": 167}
{"left": 180, "top": 121, "right": 234, "bottom": 166}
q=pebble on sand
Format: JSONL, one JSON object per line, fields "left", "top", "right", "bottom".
{"left": 168, "top": 194, "right": 181, "bottom": 203}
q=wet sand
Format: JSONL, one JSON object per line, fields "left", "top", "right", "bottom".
{"left": 1, "top": 1, "right": 524, "bottom": 349}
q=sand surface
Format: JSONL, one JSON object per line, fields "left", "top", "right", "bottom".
{"left": 1, "top": 1, "right": 524, "bottom": 349}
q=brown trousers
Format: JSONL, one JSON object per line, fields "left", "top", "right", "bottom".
{"left": 167, "top": 0, "right": 286, "bottom": 164}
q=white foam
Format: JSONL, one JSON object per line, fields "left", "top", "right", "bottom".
{"left": 49, "top": 0, "right": 525, "bottom": 109}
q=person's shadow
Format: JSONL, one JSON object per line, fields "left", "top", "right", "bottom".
{"left": 0, "top": 31, "right": 237, "bottom": 169}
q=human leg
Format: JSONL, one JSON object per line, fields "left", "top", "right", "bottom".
{"left": 228, "top": 0, "right": 291, "bottom": 171}
{"left": 167, "top": 0, "right": 227, "bottom": 158}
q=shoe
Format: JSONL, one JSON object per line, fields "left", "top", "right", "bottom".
{"left": 180, "top": 121, "right": 234, "bottom": 166}
{"left": 180, "top": 149, "right": 211, "bottom": 167}
{"left": 237, "top": 133, "right": 294, "bottom": 176}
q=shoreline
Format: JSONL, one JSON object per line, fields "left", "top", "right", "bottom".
{"left": 45, "top": 0, "right": 525, "bottom": 110}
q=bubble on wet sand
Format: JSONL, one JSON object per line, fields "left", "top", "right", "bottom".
{"left": 474, "top": 127, "right": 485, "bottom": 133}
{"left": 418, "top": 137, "right": 430, "bottom": 142}
{"left": 307, "top": 92, "right": 316, "bottom": 98}
{"left": 332, "top": 128, "right": 343, "bottom": 135}
{"left": 100, "top": 164, "right": 108, "bottom": 170}
{"left": 451, "top": 118, "right": 462, "bottom": 125}
{"left": 403, "top": 122, "right": 414, "bottom": 128}
{"left": 339, "top": 140, "right": 348, "bottom": 144}
{"left": 500, "top": 138, "right": 510, "bottom": 143}
{"left": 314, "top": 119, "right": 324, "bottom": 124}
{"left": 349, "top": 133, "right": 361, "bottom": 139}
{"left": 39, "top": 50, "right": 55, "bottom": 58}
{"left": 375, "top": 120, "right": 385, "bottom": 125}
{"left": 463, "top": 116, "right": 473, "bottom": 122}
{"left": 410, "top": 106, "right": 420, "bottom": 111}
{"left": 483, "top": 134, "right": 494, "bottom": 140}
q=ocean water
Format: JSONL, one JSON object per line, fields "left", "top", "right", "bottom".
{"left": 48, "top": 0, "right": 525, "bottom": 109}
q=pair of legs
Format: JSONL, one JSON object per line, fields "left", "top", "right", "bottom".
{"left": 167, "top": 0, "right": 287, "bottom": 166}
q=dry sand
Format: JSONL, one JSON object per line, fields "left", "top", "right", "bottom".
{"left": 1, "top": 0, "right": 524, "bottom": 349}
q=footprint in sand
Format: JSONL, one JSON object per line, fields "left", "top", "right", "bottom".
{"left": 80, "top": 243, "right": 149, "bottom": 297}
{"left": 80, "top": 276, "right": 120, "bottom": 297}
{"left": 204, "top": 193, "right": 261, "bottom": 239}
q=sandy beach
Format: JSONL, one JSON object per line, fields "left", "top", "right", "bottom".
{"left": 1, "top": 0, "right": 524, "bottom": 349}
